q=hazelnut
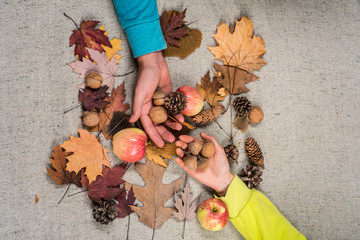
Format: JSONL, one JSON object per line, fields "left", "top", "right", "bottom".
{"left": 201, "top": 141, "right": 216, "bottom": 158}
{"left": 249, "top": 106, "right": 264, "bottom": 124}
{"left": 85, "top": 72, "right": 103, "bottom": 89}
{"left": 82, "top": 111, "right": 100, "bottom": 127}
{"left": 188, "top": 141, "right": 203, "bottom": 155}
{"left": 183, "top": 155, "right": 197, "bottom": 170}
{"left": 152, "top": 89, "right": 167, "bottom": 99}
{"left": 149, "top": 106, "right": 168, "bottom": 123}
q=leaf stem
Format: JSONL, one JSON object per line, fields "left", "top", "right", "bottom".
{"left": 105, "top": 116, "right": 127, "bottom": 138}
{"left": 63, "top": 104, "right": 82, "bottom": 114}
{"left": 67, "top": 189, "right": 87, "bottom": 197}
{"left": 182, "top": 219, "right": 186, "bottom": 239}
{"left": 126, "top": 214, "right": 130, "bottom": 240}
{"left": 113, "top": 70, "right": 134, "bottom": 78}
{"left": 152, "top": 228, "right": 156, "bottom": 240}
{"left": 58, "top": 183, "right": 71, "bottom": 204}
{"left": 63, "top": 13, "right": 80, "bottom": 30}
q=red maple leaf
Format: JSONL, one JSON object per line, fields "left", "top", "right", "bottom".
{"left": 114, "top": 186, "right": 137, "bottom": 218}
{"left": 160, "top": 9, "right": 189, "bottom": 47}
{"left": 81, "top": 164, "right": 127, "bottom": 204}
{"left": 69, "top": 20, "right": 112, "bottom": 61}
{"left": 78, "top": 86, "right": 110, "bottom": 111}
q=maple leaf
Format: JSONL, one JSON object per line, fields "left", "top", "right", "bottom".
{"left": 145, "top": 141, "right": 176, "bottom": 167}
{"left": 114, "top": 186, "right": 137, "bottom": 218}
{"left": 99, "top": 25, "right": 123, "bottom": 63}
{"left": 173, "top": 181, "right": 200, "bottom": 221}
{"left": 69, "top": 20, "right": 112, "bottom": 61}
{"left": 98, "top": 83, "right": 130, "bottom": 137}
{"left": 46, "top": 145, "right": 82, "bottom": 187}
{"left": 213, "top": 63, "right": 258, "bottom": 95}
{"left": 67, "top": 48, "right": 119, "bottom": 91}
{"left": 81, "top": 164, "right": 126, "bottom": 204}
{"left": 124, "top": 160, "right": 184, "bottom": 230}
{"left": 78, "top": 86, "right": 110, "bottom": 111}
{"left": 160, "top": 9, "right": 189, "bottom": 47}
{"left": 61, "top": 129, "right": 111, "bottom": 184}
{"left": 196, "top": 71, "right": 228, "bottom": 107}
{"left": 208, "top": 17, "right": 267, "bottom": 72}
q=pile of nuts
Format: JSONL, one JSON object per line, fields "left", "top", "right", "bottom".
{"left": 183, "top": 140, "right": 216, "bottom": 170}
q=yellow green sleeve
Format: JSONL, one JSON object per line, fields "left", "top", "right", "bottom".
{"left": 217, "top": 175, "right": 306, "bottom": 240}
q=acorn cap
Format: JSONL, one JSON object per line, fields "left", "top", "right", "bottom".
{"left": 183, "top": 155, "right": 197, "bottom": 170}
{"left": 188, "top": 141, "right": 203, "bottom": 155}
{"left": 152, "top": 89, "right": 167, "bottom": 99}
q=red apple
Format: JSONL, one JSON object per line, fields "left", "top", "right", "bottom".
{"left": 112, "top": 128, "right": 147, "bottom": 162}
{"left": 177, "top": 85, "right": 204, "bottom": 116}
{"left": 197, "top": 198, "right": 229, "bottom": 231}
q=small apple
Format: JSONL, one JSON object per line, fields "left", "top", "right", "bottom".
{"left": 177, "top": 85, "right": 204, "bottom": 116}
{"left": 112, "top": 128, "right": 147, "bottom": 162}
{"left": 197, "top": 198, "right": 229, "bottom": 231}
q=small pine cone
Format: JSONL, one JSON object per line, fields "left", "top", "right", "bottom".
{"left": 239, "top": 165, "right": 263, "bottom": 189}
{"left": 245, "top": 138, "right": 264, "bottom": 169}
{"left": 164, "top": 92, "right": 187, "bottom": 115}
{"left": 233, "top": 97, "right": 252, "bottom": 117}
{"left": 93, "top": 200, "right": 118, "bottom": 224}
{"left": 192, "top": 105, "right": 225, "bottom": 124}
{"left": 224, "top": 144, "right": 239, "bottom": 164}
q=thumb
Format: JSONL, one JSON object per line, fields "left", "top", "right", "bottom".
{"left": 129, "top": 89, "right": 146, "bottom": 123}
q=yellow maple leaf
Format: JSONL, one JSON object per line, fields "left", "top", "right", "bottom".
{"left": 100, "top": 25, "right": 123, "bottom": 63}
{"left": 196, "top": 71, "right": 228, "bottom": 107}
{"left": 145, "top": 141, "right": 176, "bottom": 167}
{"left": 208, "top": 17, "right": 267, "bottom": 73}
{"left": 61, "top": 129, "right": 111, "bottom": 184}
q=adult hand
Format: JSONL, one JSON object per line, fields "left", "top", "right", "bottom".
{"left": 129, "top": 51, "right": 184, "bottom": 147}
{"left": 175, "top": 132, "right": 234, "bottom": 195}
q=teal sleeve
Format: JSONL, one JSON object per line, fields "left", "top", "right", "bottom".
{"left": 216, "top": 175, "right": 306, "bottom": 240}
{"left": 112, "top": 0, "right": 167, "bottom": 58}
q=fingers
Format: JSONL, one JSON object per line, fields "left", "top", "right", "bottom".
{"left": 174, "top": 113, "right": 184, "bottom": 123}
{"left": 141, "top": 115, "right": 164, "bottom": 147}
{"left": 176, "top": 148, "right": 184, "bottom": 158}
{"left": 155, "top": 125, "right": 175, "bottom": 143}
{"left": 179, "top": 135, "right": 197, "bottom": 143}
{"left": 163, "top": 119, "right": 182, "bottom": 131}
{"left": 175, "top": 157, "right": 195, "bottom": 176}
{"left": 175, "top": 140, "right": 188, "bottom": 150}
{"left": 130, "top": 87, "right": 146, "bottom": 123}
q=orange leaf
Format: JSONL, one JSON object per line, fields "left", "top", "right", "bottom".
{"left": 196, "top": 71, "right": 228, "bottom": 107}
{"left": 208, "top": 17, "right": 267, "bottom": 72}
{"left": 61, "top": 129, "right": 111, "bottom": 184}
{"left": 145, "top": 141, "right": 177, "bottom": 167}
{"left": 35, "top": 195, "right": 39, "bottom": 204}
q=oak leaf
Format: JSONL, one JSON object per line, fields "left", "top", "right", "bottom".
{"left": 160, "top": 9, "right": 189, "bottom": 47}
{"left": 67, "top": 48, "right": 118, "bottom": 91}
{"left": 208, "top": 17, "right": 267, "bottom": 72}
{"left": 46, "top": 145, "right": 81, "bottom": 187}
{"left": 99, "top": 83, "right": 130, "bottom": 138}
{"left": 145, "top": 141, "right": 177, "bottom": 167}
{"left": 69, "top": 20, "right": 111, "bottom": 61}
{"left": 173, "top": 181, "right": 200, "bottom": 221}
{"left": 114, "top": 186, "right": 137, "bottom": 218}
{"left": 124, "top": 160, "right": 184, "bottom": 230}
{"left": 78, "top": 86, "right": 110, "bottom": 111}
{"left": 214, "top": 63, "right": 258, "bottom": 95}
{"left": 81, "top": 164, "right": 126, "bottom": 204}
{"left": 61, "top": 129, "right": 111, "bottom": 184}
{"left": 99, "top": 25, "right": 123, "bottom": 63}
{"left": 196, "top": 71, "right": 228, "bottom": 107}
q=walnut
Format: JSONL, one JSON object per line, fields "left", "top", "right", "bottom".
{"left": 188, "top": 141, "right": 203, "bottom": 155}
{"left": 249, "top": 106, "right": 264, "bottom": 124}
{"left": 149, "top": 106, "right": 168, "bottom": 123}
{"left": 201, "top": 141, "right": 215, "bottom": 158}
{"left": 82, "top": 111, "right": 100, "bottom": 127}
{"left": 183, "top": 155, "right": 197, "bottom": 170}
{"left": 85, "top": 72, "right": 103, "bottom": 89}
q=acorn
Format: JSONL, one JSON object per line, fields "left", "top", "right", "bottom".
{"left": 249, "top": 106, "right": 264, "bottom": 124}
{"left": 149, "top": 106, "right": 168, "bottom": 123}
{"left": 188, "top": 141, "right": 203, "bottom": 156}
{"left": 197, "top": 156, "right": 209, "bottom": 169}
{"left": 82, "top": 111, "right": 100, "bottom": 127}
{"left": 201, "top": 141, "right": 216, "bottom": 158}
{"left": 183, "top": 155, "right": 198, "bottom": 170}
{"left": 85, "top": 72, "right": 103, "bottom": 89}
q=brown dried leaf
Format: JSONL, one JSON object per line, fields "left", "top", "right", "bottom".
{"left": 125, "top": 160, "right": 184, "bottom": 230}
{"left": 233, "top": 115, "right": 250, "bottom": 133}
{"left": 173, "top": 181, "right": 200, "bottom": 221}
{"left": 214, "top": 63, "right": 258, "bottom": 95}
{"left": 196, "top": 71, "right": 228, "bottom": 107}
{"left": 146, "top": 141, "right": 177, "bottom": 167}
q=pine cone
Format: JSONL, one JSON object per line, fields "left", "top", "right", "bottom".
{"left": 192, "top": 105, "right": 224, "bottom": 124}
{"left": 245, "top": 138, "right": 264, "bottom": 169}
{"left": 233, "top": 97, "right": 252, "bottom": 117}
{"left": 239, "top": 165, "right": 263, "bottom": 189}
{"left": 93, "top": 200, "right": 118, "bottom": 224}
{"left": 224, "top": 144, "right": 239, "bottom": 164}
{"left": 164, "top": 92, "right": 187, "bottom": 115}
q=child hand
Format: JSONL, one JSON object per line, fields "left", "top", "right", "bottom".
{"left": 175, "top": 132, "right": 234, "bottom": 195}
